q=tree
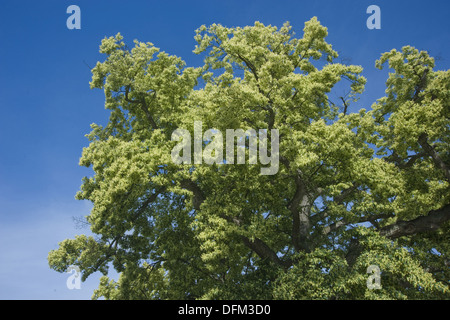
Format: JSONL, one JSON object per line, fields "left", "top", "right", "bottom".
{"left": 48, "top": 18, "right": 450, "bottom": 300}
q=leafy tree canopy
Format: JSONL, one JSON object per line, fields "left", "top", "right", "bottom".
{"left": 48, "top": 18, "right": 450, "bottom": 299}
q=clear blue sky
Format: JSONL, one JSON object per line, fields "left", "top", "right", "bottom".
{"left": 0, "top": 0, "right": 448, "bottom": 299}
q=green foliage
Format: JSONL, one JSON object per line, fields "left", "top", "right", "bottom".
{"left": 48, "top": 18, "right": 450, "bottom": 300}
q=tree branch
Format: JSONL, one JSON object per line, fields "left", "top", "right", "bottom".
{"left": 124, "top": 86, "right": 158, "bottom": 130}
{"left": 412, "top": 68, "right": 429, "bottom": 102}
{"left": 180, "top": 179, "right": 205, "bottom": 211}
{"left": 379, "top": 203, "right": 450, "bottom": 239}
{"left": 90, "top": 187, "right": 165, "bottom": 275}
{"left": 287, "top": 170, "right": 313, "bottom": 252}
{"left": 385, "top": 151, "right": 427, "bottom": 169}
{"left": 236, "top": 53, "right": 259, "bottom": 82}
{"left": 418, "top": 133, "right": 450, "bottom": 182}
{"left": 311, "top": 183, "right": 359, "bottom": 224}
{"left": 340, "top": 97, "right": 349, "bottom": 115}
{"left": 180, "top": 178, "right": 291, "bottom": 268}
{"left": 241, "top": 236, "right": 291, "bottom": 269}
